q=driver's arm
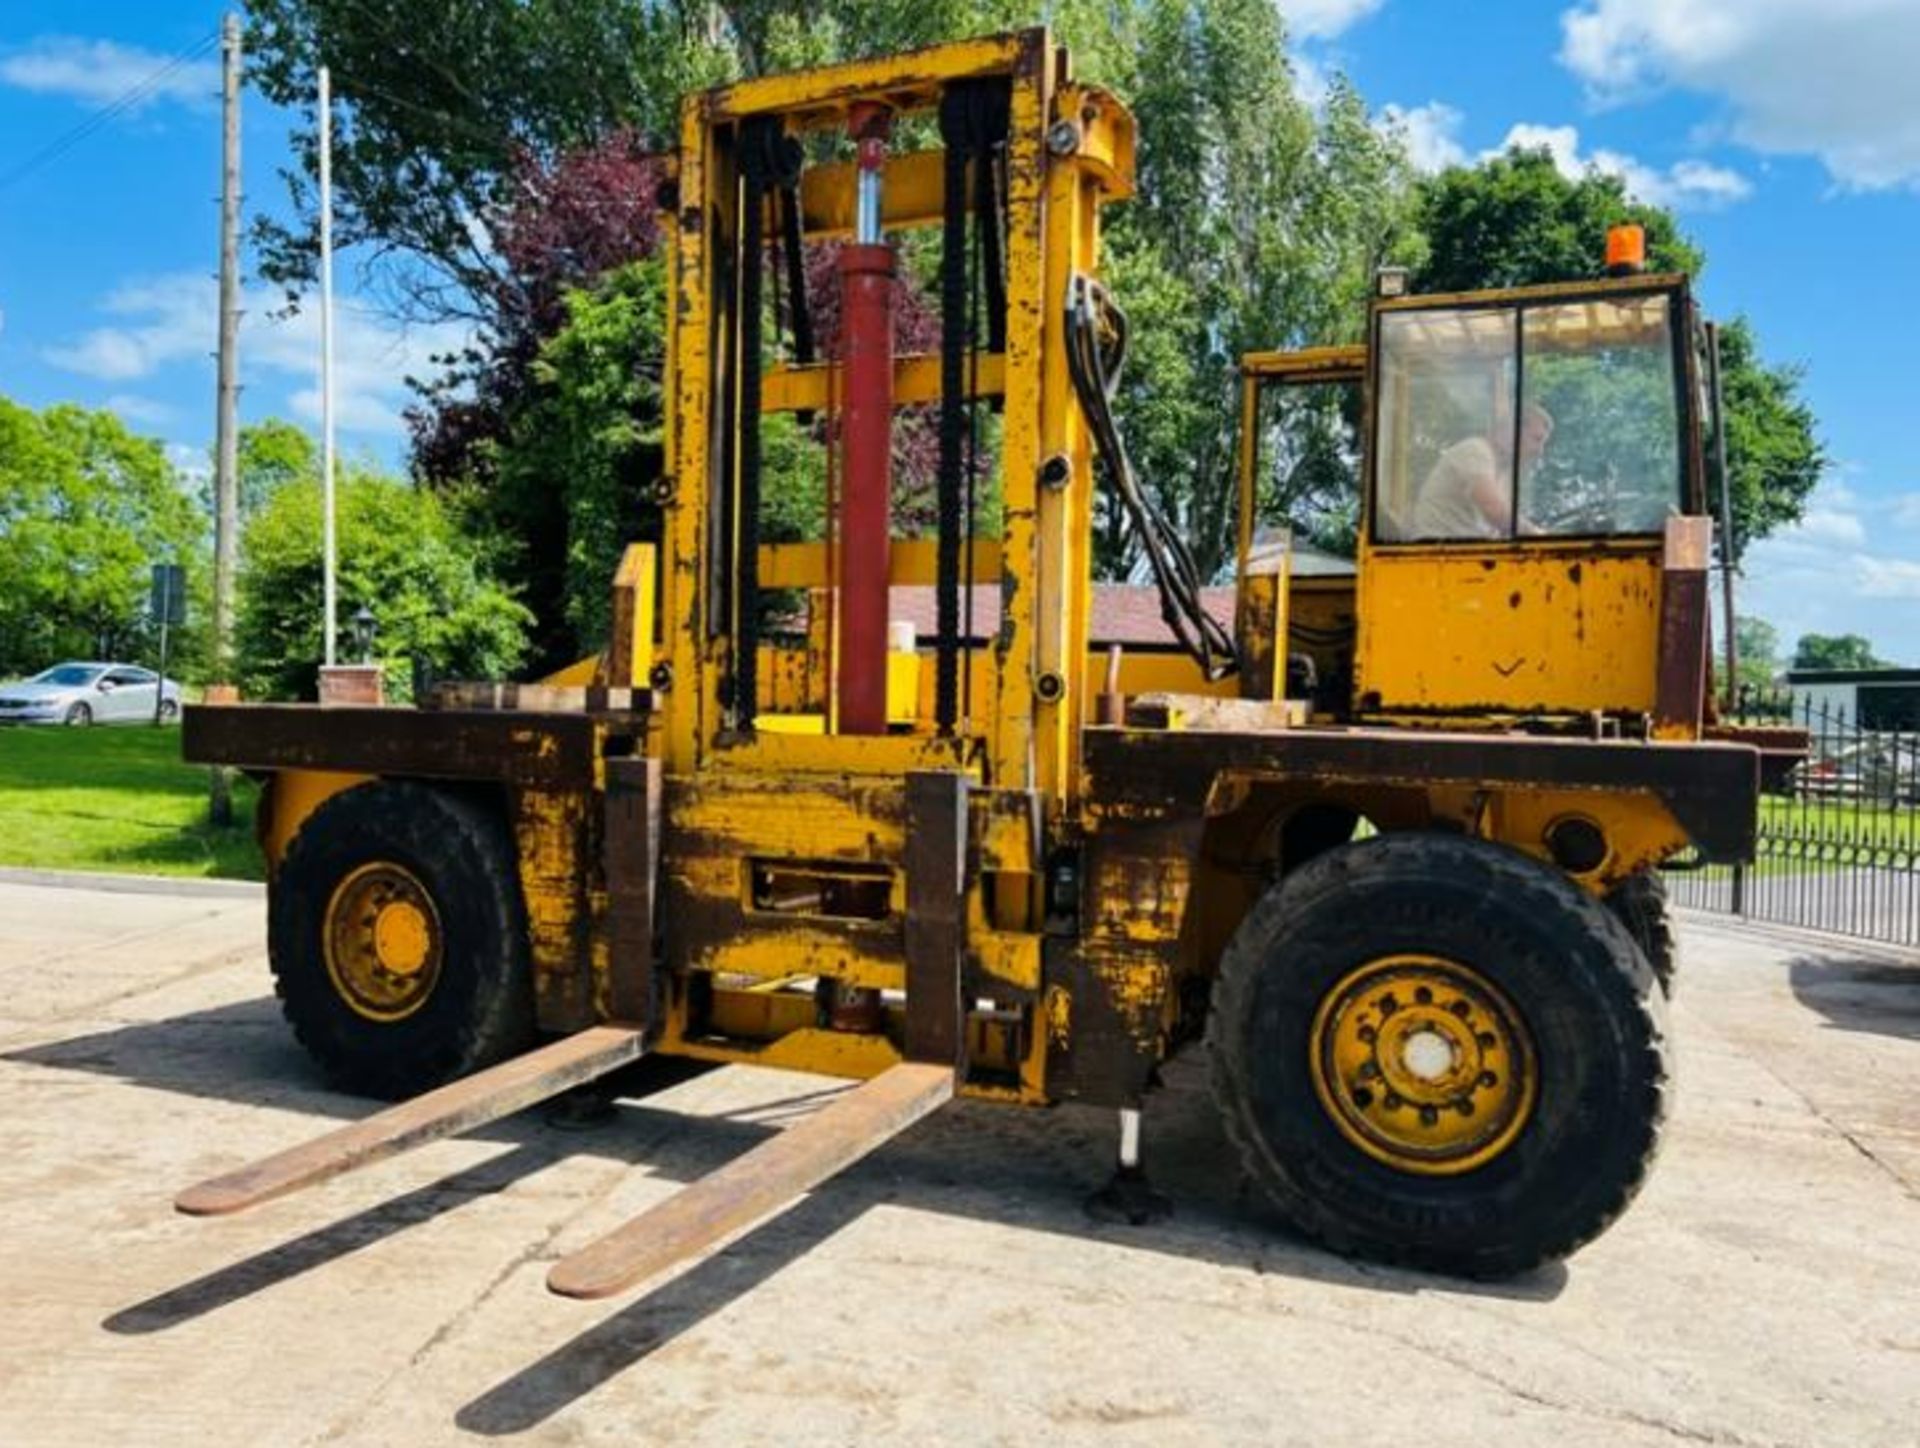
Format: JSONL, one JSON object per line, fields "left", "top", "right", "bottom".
{"left": 1465, "top": 455, "right": 1513, "bottom": 533}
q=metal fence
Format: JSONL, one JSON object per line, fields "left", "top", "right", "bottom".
{"left": 1666, "top": 689, "right": 1920, "bottom": 948}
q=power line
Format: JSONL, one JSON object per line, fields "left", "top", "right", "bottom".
{"left": 0, "top": 30, "right": 221, "bottom": 193}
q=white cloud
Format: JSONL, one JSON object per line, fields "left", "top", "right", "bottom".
{"left": 45, "top": 273, "right": 471, "bottom": 438}
{"left": 1284, "top": 0, "right": 1387, "bottom": 41}
{"left": 1377, "top": 102, "right": 1467, "bottom": 173}
{"left": 1856, "top": 556, "right": 1920, "bottom": 600}
{"left": 1380, "top": 104, "right": 1752, "bottom": 206}
{"left": 1559, "top": 0, "right": 1920, "bottom": 190}
{"left": 164, "top": 441, "right": 210, "bottom": 484}
{"left": 105, "top": 394, "right": 176, "bottom": 427}
{"left": 1890, "top": 494, "right": 1920, "bottom": 530}
{"left": 0, "top": 36, "right": 218, "bottom": 111}
{"left": 1494, "top": 121, "right": 1751, "bottom": 208}
{"left": 1795, "top": 508, "right": 1867, "bottom": 548}
{"left": 1738, "top": 477, "right": 1920, "bottom": 661}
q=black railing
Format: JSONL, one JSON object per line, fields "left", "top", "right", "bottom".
{"left": 1667, "top": 688, "right": 1920, "bottom": 947}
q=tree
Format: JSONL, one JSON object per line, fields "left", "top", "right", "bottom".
{"left": 234, "top": 469, "right": 530, "bottom": 701}
{"left": 1066, "top": 3, "right": 1422, "bottom": 578}
{"left": 0, "top": 397, "right": 205, "bottom": 678}
{"left": 247, "top": 0, "right": 1425, "bottom": 608}
{"left": 1735, "top": 615, "right": 1781, "bottom": 690}
{"left": 236, "top": 419, "right": 318, "bottom": 518}
{"left": 484, "top": 261, "right": 669, "bottom": 665}
{"left": 242, "top": 1, "right": 724, "bottom": 321}
{"left": 1414, "top": 148, "right": 1823, "bottom": 553}
{"left": 1792, "top": 633, "right": 1886, "bottom": 673}
{"left": 1714, "top": 613, "right": 1781, "bottom": 698}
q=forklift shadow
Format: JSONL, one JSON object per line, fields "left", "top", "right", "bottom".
{"left": 455, "top": 1067, "right": 1568, "bottom": 1436}
{"left": 55, "top": 1000, "right": 1564, "bottom": 1423}
{"left": 1787, "top": 953, "right": 1920, "bottom": 1043}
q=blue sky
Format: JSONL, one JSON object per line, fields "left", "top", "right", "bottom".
{"left": 1, "top": 0, "right": 1916, "bottom": 663}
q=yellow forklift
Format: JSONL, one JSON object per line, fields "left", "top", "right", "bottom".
{"left": 180, "top": 31, "right": 1759, "bottom": 1287}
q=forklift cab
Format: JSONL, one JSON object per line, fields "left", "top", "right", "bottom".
{"left": 1239, "top": 271, "right": 1713, "bottom": 732}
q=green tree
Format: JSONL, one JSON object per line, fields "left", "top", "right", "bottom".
{"left": 486, "top": 261, "right": 668, "bottom": 663}
{"left": 1792, "top": 633, "right": 1886, "bottom": 672}
{"left": 1069, "top": 3, "right": 1421, "bottom": 577}
{"left": 1414, "top": 148, "right": 1823, "bottom": 553}
{"left": 243, "top": 0, "right": 733, "bottom": 320}
{"left": 247, "top": 0, "right": 1424, "bottom": 596}
{"left": 1735, "top": 615, "right": 1781, "bottom": 690}
{"left": 237, "top": 419, "right": 318, "bottom": 517}
{"left": 235, "top": 469, "right": 531, "bottom": 701}
{"left": 0, "top": 397, "right": 205, "bottom": 678}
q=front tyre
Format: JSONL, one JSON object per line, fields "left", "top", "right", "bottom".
{"left": 64, "top": 702, "right": 91, "bottom": 726}
{"left": 1208, "top": 833, "right": 1667, "bottom": 1278}
{"left": 269, "top": 780, "right": 535, "bottom": 1099}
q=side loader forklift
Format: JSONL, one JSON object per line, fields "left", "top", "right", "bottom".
{"left": 180, "top": 31, "right": 1762, "bottom": 1288}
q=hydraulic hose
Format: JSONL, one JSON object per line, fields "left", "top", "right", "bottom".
{"left": 1066, "top": 275, "right": 1239, "bottom": 681}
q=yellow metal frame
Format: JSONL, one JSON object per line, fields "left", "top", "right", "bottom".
{"left": 637, "top": 31, "right": 1134, "bottom": 1097}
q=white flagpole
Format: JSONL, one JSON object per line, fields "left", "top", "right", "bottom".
{"left": 318, "top": 64, "right": 337, "bottom": 668}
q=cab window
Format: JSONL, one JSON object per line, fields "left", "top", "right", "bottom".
{"left": 1373, "top": 292, "right": 1683, "bottom": 543}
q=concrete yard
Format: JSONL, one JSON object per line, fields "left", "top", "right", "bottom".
{"left": 0, "top": 875, "right": 1915, "bottom": 1447}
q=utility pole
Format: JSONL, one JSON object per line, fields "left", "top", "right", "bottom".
{"left": 319, "top": 65, "right": 337, "bottom": 669}
{"left": 209, "top": 10, "right": 242, "bottom": 826}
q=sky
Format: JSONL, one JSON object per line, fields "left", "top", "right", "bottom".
{"left": 0, "top": 0, "right": 1915, "bottom": 663}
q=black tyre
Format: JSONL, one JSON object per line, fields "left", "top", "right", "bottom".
{"left": 1606, "top": 868, "right": 1676, "bottom": 994}
{"left": 269, "top": 780, "right": 535, "bottom": 1098}
{"left": 1208, "top": 832, "right": 1667, "bottom": 1278}
{"left": 158, "top": 698, "right": 180, "bottom": 723}
{"left": 64, "top": 702, "right": 91, "bottom": 726}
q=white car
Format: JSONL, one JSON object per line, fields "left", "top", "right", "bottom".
{"left": 0, "top": 662, "right": 183, "bottom": 726}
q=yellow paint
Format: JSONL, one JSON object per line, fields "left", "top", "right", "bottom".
{"left": 1309, "top": 954, "right": 1536, "bottom": 1176}
{"left": 322, "top": 861, "right": 443, "bottom": 1022}
{"left": 886, "top": 649, "right": 920, "bottom": 726}
{"left": 611, "top": 541, "right": 656, "bottom": 689}
{"left": 539, "top": 654, "right": 602, "bottom": 688}
{"left": 372, "top": 899, "right": 431, "bottom": 976}
{"left": 265, "top": 769, "right": 371, "bottom": 868}
{"left": 1355, "top": 543, "right": 1664, "bottom": 716}
{"left": 758, "top": 536, "right": 1003, "bottom": 590}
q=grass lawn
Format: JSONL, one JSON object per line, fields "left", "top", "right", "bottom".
{"left": 0, "top": 726, "right": 262, "bottom": 880}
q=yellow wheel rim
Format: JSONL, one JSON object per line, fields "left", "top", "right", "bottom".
{"left": 323, "top": 862, "right": 443, "bottom": 1022}
{"left": 1308, "top": 955, "right": 1535, "bottom": 1176}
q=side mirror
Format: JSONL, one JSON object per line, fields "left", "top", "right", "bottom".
{"left": 97, "top": 680, "right": 117, "bottom": 693}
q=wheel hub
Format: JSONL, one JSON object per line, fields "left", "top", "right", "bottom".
{"left": 324, "top": 862, "right": 443, "bottom": 1021}
{"left": 1309, "top": 955, "right": 1535, "bottom": 1175}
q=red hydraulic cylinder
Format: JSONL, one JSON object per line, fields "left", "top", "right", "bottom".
{"left": 836, "top": 107, "right": 894, "bottom": 735}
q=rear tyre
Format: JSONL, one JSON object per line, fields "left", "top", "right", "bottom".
{"left": 269, "top": 780, "right": 535, "bottom": 1099}
{"left": 158, "top": 698, "right": 180, "bottom": 723}
{"left": 64, "top": 702, "right": 91, "bottom": 726}
{"left": 1606, "top": 869, "right": 1676, "bottom": 994}
{"left": 1208, "top": 832, "right": 1667, "bottom": 1278}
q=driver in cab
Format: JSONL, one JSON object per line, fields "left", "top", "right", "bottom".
{"left": 1412, "top": 402, "right": 1554, "bottom": 540}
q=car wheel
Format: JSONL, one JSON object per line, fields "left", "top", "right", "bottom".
{"left": 159, "top": 698, "right": 179, "bottom": 723}
{"left": 64, "top": 702, "right": 91, "bottom": 727}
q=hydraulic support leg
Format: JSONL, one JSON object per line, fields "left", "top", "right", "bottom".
{"left": 1084, "top": 1105, "right": 1173, "bottom": 1226}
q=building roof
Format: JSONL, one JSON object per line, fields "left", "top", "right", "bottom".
{"left": 1786, "top": 669, "right": 1920, "bottom": 686}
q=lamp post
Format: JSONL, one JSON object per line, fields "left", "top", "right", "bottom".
{"left": 351, "top": 605, "right": 377, "bottom": 665}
